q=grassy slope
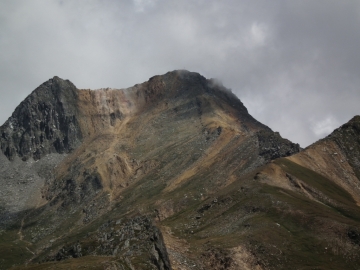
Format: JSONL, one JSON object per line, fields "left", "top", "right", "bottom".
{"left": 9, "top": 154, "right": 360, "bottom": 269}
{"left": 11, "top": 162, "right": 360, "bottom": 266}
{"left": 156, "top": 157, "right": 360, "bottom": 269}
{"left": 0, "top": 229, "right": 33, "bottom": 270}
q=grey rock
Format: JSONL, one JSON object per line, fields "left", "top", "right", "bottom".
{"left": 257, "top": 130, "right": 301, "bottom": 161}
{"left": 0, "top": 76, "right": 82, "bottom": 161}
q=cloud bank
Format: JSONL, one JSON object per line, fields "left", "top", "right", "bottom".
{"left": 1, "top": 0, "right": 359, "bottom": 147}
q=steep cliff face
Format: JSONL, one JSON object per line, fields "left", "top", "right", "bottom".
{"left": 0, "top": 76, "right": 82, "bottom": 161}
{"left": 3, "top": 71, "right": 360, "bottom": 270}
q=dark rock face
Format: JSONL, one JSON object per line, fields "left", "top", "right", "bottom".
{"left": 159, "top": 71, "right": 263, "bottom": 127}
{"left": 48, "top": 216, "right": 172, "bottom": 270}
{"left": 327, "top": 115, "right": 360, "bottom": 179}
{"left": 0, "top": 76, "right": 82, "bottom": 160}
{"left": 257, "top": 130, "right": 301, "bottom": 160}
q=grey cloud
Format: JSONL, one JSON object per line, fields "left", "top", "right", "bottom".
{"left": 0, "top": 0, "right": 359, "bottom": 147}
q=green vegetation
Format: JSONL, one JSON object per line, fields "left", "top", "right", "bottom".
{"left": 0, "top": 229, "right": 33, "bottom": 270}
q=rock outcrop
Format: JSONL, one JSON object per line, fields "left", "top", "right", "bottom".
{"left": 257, "top": 130, "right": 301, "bottom": 160}
{"left": 0, "top": 76, "right": 82, "bottom": 161}
{"left": 48, "top": 216, "right": 171, "bottom": 270}
{"left": 327, "top": 115, "right": 360, "bottom": 179}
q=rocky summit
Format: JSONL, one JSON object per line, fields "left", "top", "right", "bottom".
{"left": 0, "top": 70, "right": 359, "bottom": 269}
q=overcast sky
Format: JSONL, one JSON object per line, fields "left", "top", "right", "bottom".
{"left": 0, "top": 0, "right": 359, "bottom": 147}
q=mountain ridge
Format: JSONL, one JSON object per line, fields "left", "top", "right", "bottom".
{"left": 0, "top": 71, "right": 359, "bottom": 270}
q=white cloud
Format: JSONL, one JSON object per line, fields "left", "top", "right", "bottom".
{"left": 311, "top": 116, "right": 340, "bottom": 137}
{"left": 248, "top": 22, "right": 268, "bottom": 47}
{"left": 132, "top": 0, "right": 158, "bottom": 12}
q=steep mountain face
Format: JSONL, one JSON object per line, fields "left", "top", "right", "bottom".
{"left": 1, "top": 70, "right": 359, "bottom": 270}
{"left": 0, "top": 77, "right": 82, "bottom": 161}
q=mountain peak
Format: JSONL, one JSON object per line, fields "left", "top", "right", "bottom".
{"left": 2, "top": 72, "right": 360, "bottom": 269}
{"left": 338, "top": 115, "right": 360, "bottom": 130}
{"left": 0, "top": 76, "right": 81, "bottom": 160}
{"left": 326, "top": 115, "right": 360, "bottom": 179}
{"left": 0, "top": 71, "right": 299, "bottom": 162}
